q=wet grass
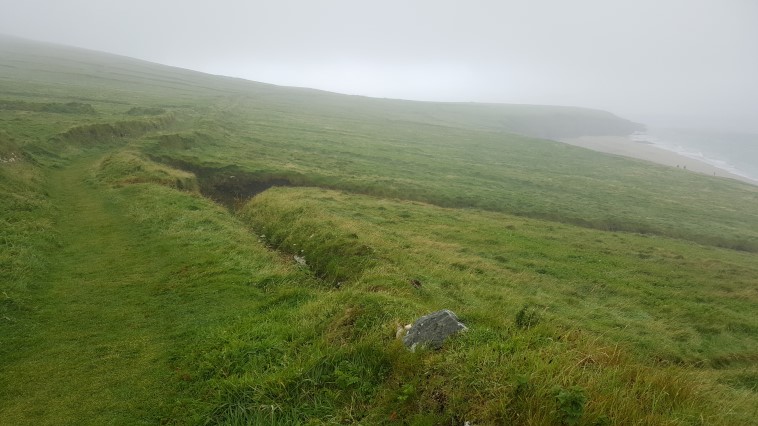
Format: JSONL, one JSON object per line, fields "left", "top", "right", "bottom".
{"left": 233, "top": 186, "right": 758, "bottom": 423}
{"left": 1, "top": 36, "right": 757, "bottom": 424}
{"left": 1, "top": 152, "right": 309, "bottom": 423}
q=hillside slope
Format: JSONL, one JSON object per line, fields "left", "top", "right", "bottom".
{"left": 0, "top": 34, "right": 642, "bottom": 138}
{"left": 1, "top": 36, "right": 757, "bottom": 424}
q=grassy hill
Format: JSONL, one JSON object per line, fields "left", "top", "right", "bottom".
{"left": 1, "top": 35, "right": 757, "bottom": 425}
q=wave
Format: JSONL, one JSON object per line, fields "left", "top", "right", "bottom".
{"left": 630, "top": 132, "right": 758, "bottom": 183}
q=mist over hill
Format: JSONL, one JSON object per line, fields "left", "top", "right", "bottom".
{"left": 2, "top": 34, "right": 757, "bottom": 425}
{"left": 0, "top": 34, "right": 643, "bottom": 139}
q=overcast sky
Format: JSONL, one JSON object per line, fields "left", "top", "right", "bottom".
{"left": 1, "top": 0, "right": 757, "bottom": 131}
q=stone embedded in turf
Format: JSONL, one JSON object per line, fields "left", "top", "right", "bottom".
{"left": 403, "top": 309, "right": 468, "bottom": 351}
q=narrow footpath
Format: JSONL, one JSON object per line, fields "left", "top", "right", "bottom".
{"left": 1, "top": 155, "right": 181, "bottom": 424}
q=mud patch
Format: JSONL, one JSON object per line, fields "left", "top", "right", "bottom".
{"left": 205, "top": 174, "right": 293, "bottom": 208}
{"left": 150, "top": 157, "right": 296, "bottom": 208}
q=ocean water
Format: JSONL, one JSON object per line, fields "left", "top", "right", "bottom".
{"left": 632, "top": 128, "right": 758, "bottom": 183}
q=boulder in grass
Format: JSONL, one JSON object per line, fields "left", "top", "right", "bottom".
{"left": 403, "top": 309, "right": 467, "bottom": 351}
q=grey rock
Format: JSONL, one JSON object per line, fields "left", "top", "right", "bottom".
{"left": 403, "top": 309, "right": 468, "bottom": 351}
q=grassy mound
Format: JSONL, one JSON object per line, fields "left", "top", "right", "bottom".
{"left": 51, "top": 114, "right": 175, "bottom": 147}
{"left": 94, "top": 148, "right": 198, "bottom": 191}
{"left": 126, "top": 106, "right": 166, "bottom": 116}
{"left": 0, "top": 99, "right": 96, "bottom": 114}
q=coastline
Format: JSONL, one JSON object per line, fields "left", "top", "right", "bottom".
{"left": 558, "top": 135, "right": 758, "bottom": 186}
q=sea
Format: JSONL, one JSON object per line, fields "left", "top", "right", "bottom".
{"left": 631, "top": 128, "right": 758, "bottom": 184}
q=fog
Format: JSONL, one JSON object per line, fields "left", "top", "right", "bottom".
{"left": 1, "top": 0, "right": 757, "bottom": 132}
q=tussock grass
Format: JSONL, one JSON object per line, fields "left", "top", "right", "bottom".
{"left": 126, "top": 106, "right": 166, "bottom": 116}
{"left": 241, "top": 196, "right": 377, "bottom": 285}
{"left": 147, "top": 108, "right": 758, "bottom": 252}
{"left": 230, "top": 187, "right": 758, "bottom": 424}
{"left": 50, "top": 113, "right": 175, "bottom": 147}
{"left": 0, "top": 99, "right": 96, "bottom": 114}
{"left": 2, "top": 35, "right": 757, "bottom": 424}
{"left": 0, "top": 130, "right": 23, "bottom": 161}
{"left": 94, "top": 147, "right": 198, "bottom": 191}
{"left": 1, "top": 153, "right": 311, "bottom": 423}
{"left": 242, "top": 188, "right": 758, "bottom": 364}
{"left": 0, "top": 156, "right": 56, "bottom": 325}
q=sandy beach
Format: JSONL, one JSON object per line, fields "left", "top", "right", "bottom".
{"left": 559, "top": 136, "right": 758, "bottom": 186}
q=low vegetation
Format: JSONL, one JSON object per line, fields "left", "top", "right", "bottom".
{"left": 0, "top": 99, "right": 96, "bottom": 114}
{"left": 0, "top": 143, "right": 55, "bottom": 325}
{"left": 143, "top": 105, "right": 758, "bottom": 253}
{"left": 1, "top": 36, "right": 756, "bottom": 424}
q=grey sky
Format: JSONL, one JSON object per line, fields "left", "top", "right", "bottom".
{"left": 1, "top": 0, "right": 757, "bottom": 131}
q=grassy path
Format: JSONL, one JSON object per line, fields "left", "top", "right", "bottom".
{"left": 1, "top": 155, "right": 183, "bottom": 424}
{"left": 2, "top": 151, "right": 756, "bottom": 424}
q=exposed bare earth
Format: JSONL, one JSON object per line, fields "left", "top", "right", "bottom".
{"left": 559, "top": 136, "right": 758, "bottom": 186}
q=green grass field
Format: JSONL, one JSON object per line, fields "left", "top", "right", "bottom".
{"left": 1, "top": 35, "right": 757, "bottom": 424}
